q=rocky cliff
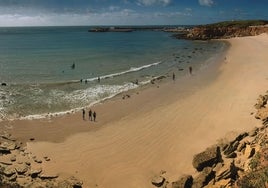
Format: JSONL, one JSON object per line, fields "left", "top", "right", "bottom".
{"left": 174, "top": 20, "right": 268, "bottom": 40}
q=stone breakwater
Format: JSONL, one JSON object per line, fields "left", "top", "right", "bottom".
{"left": 151, "top": 92, "right": 268, "bottom": 188}
{"left": 0, "top": 133, "right": 83, "bottom": 188}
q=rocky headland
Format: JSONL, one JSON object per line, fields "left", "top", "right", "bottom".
{"left": 174, "top": 20, "right": 268, "bottom": 40}
{"left": 151, "top": 92, "right": 268, "bottom": 188}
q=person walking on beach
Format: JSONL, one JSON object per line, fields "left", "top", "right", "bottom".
{"left": 189, "top": 66, "right": 193, "bottom": 75}
{"left": 93, "top": 111, "right": 96, "bottom": 122}
{"left": 82, "top": 109, "right": 85, "bottom": 120}
{"left": 172, "top": 72, "right": 175, "bottom": 81}
{"left": 88, "top": 109, "right": 92, "bottom": 121}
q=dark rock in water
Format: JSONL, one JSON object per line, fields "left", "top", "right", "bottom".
{"left": 172, "top": 174, "right": 193, "bottom": 188}
{"left": 192, "top": 146, "right": 221, "bottom": 171}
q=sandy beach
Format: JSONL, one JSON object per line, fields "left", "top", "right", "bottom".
{"left": 1, "top": 34, "right": 268, "bottom": 187}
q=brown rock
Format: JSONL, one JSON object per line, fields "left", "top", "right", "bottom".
{"left": 15, "top": 164, "right": 29, "bottom": 174}
{"left": 171, "top": 175, "right": 193, "bottom": 188}
{"left": 223, "top": 141, "right": 239, "bottom": 156}
{"left": 192, "top": 167, "right": 214, "bottom": 188}
{"left": 60, "top": 176, "right": 83, "bottom": 188}
{"left": 10, "top": 155, "right": 16, "bottom": 162}
{"left": 39, "top": 173, "right": 58, "bottom": 179}
{"left": 255, "top": 108, "right": 268, "bottom": 120}
{"left": 44, "top": 156, "right": 51, "bottom": 161}
{"left": 237, "top": 141, "right": 246, "bottom": 152}
{"left": 215, "top": 160, "right": 237, "bottom": 181}
{"left": 30, "top": 167, "right": 42, "bottom": 178}
{"left": 3, "top": 166, "right": 16, "bottom": 176}
{"left": 34, "top": 158, "right": 42, "bottom": 163}
{"left": 226, "top": 152, "right": 237, "bottom": 158}
{"left": 244, "top": 145, "right": 255, "bottom": 159}
{"left": 152, "top": 175, "right": 166, "bottom": 187}
{"left": 206, "top": 178, "right": 232, "bottom": 188}
{"left": 248, "top": 127, "right": 258, "bottom": 137}
{"left": 235, "top": 132, "right": 248, "bottom": 142}
{"left": 0, "top": 141, "right": 16, "bottom": 153}
{"left": 8, "top": 173, "right": 17, "bottom": 182}
{"left": 192, "top": 146, "right": 221, "bottom": 171}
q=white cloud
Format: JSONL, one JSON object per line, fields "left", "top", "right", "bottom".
{"left": 108, "top": 6, "right": 120, "bottom": 11}
{"left": 198, "top": 0, "right": 214, "bottom": 7}
{"left": 137, "top": 0, "right": 172, "bottom": 6}
{"left": 185, "top": 8, "right": 192, "bottom": 12}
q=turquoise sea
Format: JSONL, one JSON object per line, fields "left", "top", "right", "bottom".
{"left": 0, "top": 26, "right": 228, "bottom": 120}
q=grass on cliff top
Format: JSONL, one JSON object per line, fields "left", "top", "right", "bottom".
{"left": 201, "top": 20, "right": 268, "bottom": 28}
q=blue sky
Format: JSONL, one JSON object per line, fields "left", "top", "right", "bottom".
{"left": 0, "top": 0, "right": 267, "bottom": 26}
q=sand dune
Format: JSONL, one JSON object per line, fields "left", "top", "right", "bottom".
{"left": 2, "top": 34, "right": 268, "bottom": 187}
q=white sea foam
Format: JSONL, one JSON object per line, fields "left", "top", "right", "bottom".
{"left": 85, "top": 61, "right": 162, "bottom": 82}
{"left": 18, "top": 82, "right": 141, "bottom": 121}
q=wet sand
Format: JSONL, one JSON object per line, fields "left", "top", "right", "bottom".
{"left": 1, "top": 34, "right": 268, "bottom": 187}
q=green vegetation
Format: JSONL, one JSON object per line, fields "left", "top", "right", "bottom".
{"left": 249, "top": 152, "right": 261, "bottom": 170}
{"left": 237, "top": 167, "right": 268, "bottom": 188}
{"left": 237, "top": 150, "right": 268, "bottom": 188}
{"left": 202, "top": 20, "right": 268, "bottom": 28}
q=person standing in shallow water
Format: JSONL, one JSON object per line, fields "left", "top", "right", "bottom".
{"left": 93, "top": 111, "right": 96, "bottom": 122}
{"left": 172, "top": 72, "right": 175, "bottom": 81}
{"left": 88, "top": 109, "right": 92, "bottom": 121}
{"left": 82, "top": 109, "right": 85, "bottom": 120}
{"left": 189, "top": 66, "right": 193, "bottom": 75}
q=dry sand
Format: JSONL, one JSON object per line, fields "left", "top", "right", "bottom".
{"left": 1, "top": 34, "right": 268, "bottom": 187}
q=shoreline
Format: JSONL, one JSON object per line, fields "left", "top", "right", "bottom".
{"left": 0, "top": 43, "right": 228, "bottom": 144}
{"left": 1, "top": 34, "right": 268, "bottom": 187}
{"left": 0, "top": 37, "right": 227, "bottom": 122}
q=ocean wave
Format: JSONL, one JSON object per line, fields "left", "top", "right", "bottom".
{"left": 14, "top": 82, "right": 141, "bottom": 121}
{"left": 85, "top": 61, "right": 162, "bottom": 82}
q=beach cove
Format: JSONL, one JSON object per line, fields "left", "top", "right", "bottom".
{"left": 1, "top": 34, "right": 268, "bottom": 187}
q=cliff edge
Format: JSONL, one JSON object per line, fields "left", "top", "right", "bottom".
{"left": 174, "top": 20, "right": 268, "bottom": 40}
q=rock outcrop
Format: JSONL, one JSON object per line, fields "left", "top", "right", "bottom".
{"left": 152, "top": 91, "right": 268, "bottom": 188}
{"left": 174, "top": 20, "right": 268, "bottom": 40}
{"left": 192, "top": 146, "right": 221, "bottom": 171}
{"left": 0, "top": 132, "right": 83, "bottom": 188}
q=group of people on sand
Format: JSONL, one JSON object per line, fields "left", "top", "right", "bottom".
{"left": 82, "top": 109, "right": 96, "bottom": 122}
